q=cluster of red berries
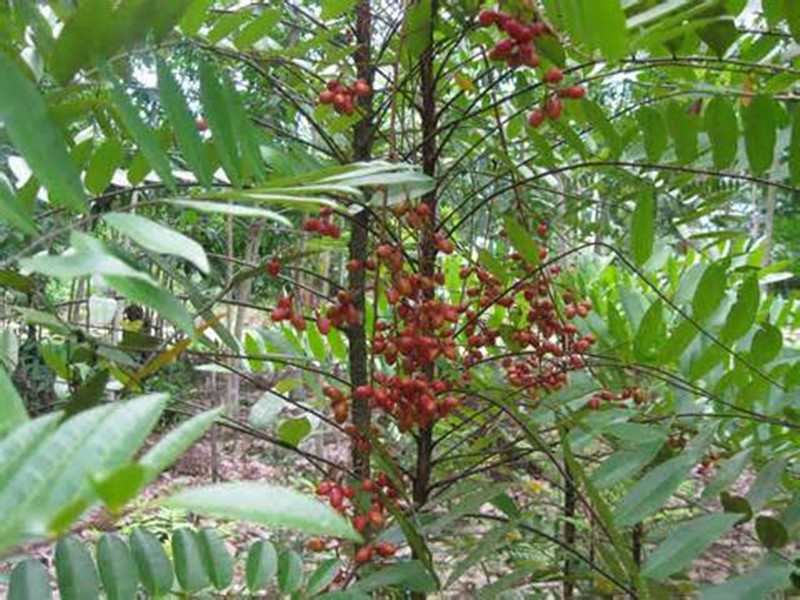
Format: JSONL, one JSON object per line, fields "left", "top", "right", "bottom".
{"left": 311, "top": 475, "right": 398, "bottom": 564}
{"left": 585, "top": 387, "right": 644, "bottom": 410}
{"left": 321, "top": 290, "right": 363, "bottom": 332}
{"left": 303, "top": 207, "right": 342, "bottom": 239}
{"left": 528, "top": 67, "right": 586, "bottom": 128}
{"left": 324, "top": 384, "right": 350, "bottom": 424}
{"left": 266, "top": 257, "right": 281, "bottom": 277}
{"left": 270, "top": 295, "right": 306, "bottom": 332}
{"left": 479, "top": 9, "right": 551, "bottom": 68}
{"left": 318, "top": 78, "right": 372, "bottom": 116}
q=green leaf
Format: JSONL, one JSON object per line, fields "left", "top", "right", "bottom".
{"left": 163, "top": 482, "right": 362, "bottom": 541}
{"left": 277, "top": 417, "right": 312, "bottom": 446}
{"left": 103, "top": 212, "right": 209, "bottom": 274}
{"left": 181, "top": 0, "right": 214, "bottom": 35}
{"left": 0, "top": 413, "right": 60, "bottom": 492}
{"left": 784, "top": 0, "right": 800, "bottom": 42}
{"left": 306, "top": 558, "right": 341, "bottom": 596}
{"left": 504, "top": 216, "right": 539, "bottom": 267}
{"left": 92, "top": 463, "right": 146, "bottom": 513}
{"left": 156, "top": 58, "right": 214, "bottom": 187}
{"left": 352, "top": 561, "right": 438, "bottom": 593}
{"left": 699, "top": 560, "right": 792, "bottom": 600}
{"left": 249, "top": 391, "right": 284, "bottom": 428}
{"left": 582, "top": 0, "right": 628, "bottom": 60}
{"left": 592, "top": 440, "right": 663, "bottom": 489}
{"left": 172, "top": 527, "right": 210, "bottom": 593}
{"left": 742, "top": 95, "right": 777, "bottom": 174}
{"left": 446, "top": 521, "right": 516, "bottom": 587}
{"left": 197, "top": 528, "right": 234, "bottom": 590}
{"left": 746, "top": 458, "right": 787, "bottom": 512}
{"left": 64, "top": 369, "right": 109, "bottom": 418}
{"left": 637, "top": 107, "right": 667, "bottom": 162}
{"left": 130, "top": 528, "right": 173, "bottom": 596}
{"left": 86, "top": 138, "right": 125, "bottom": 195}
{"left": 614, "top": 454, "right": 696, "bottom": 527}
{"left": 321, "top": 0, "right": 355, "bottom": 19}
{"left": 55, "top": 535, "right": 101, "bottom": 600}
{"left": 0, "top": 366, "right": 28, "bottom": 438}
{"left": 666, "top": 102, "right": 698, "bottom": 164}
{"left": 277, "top": 549, "right": 303, "bottom": 594}
{"left": 720, "top": 492, "right": 753, "bottom": 524}
{"left": 104, "top": 67, "right": 176, "bottom": 192}
{"left": 631, "top": 190, "right": 656, "bottom": 268}
{"left": 701, "top": 450, "right": 752, "bottom": 501}
{"left": 0, "top": 54, "right": 85, "bottom": 211}
{"left": 642, "top": 514, "right": 740, "bottom": 580}
{"left": 790, "top": 105, "right": 800, "bottom": 186}
{"left": 234, "top": 9, "right": 281, "bottom": 48}
{"left": 167, "top": 199, "right": 291, "bottom": 225}
{"left": 199, "top": 61, "right": 242, "bottom": 187}
{"left": 48, "top": 0, "right": 115, "bottom": 85}
{"left": 582, "top": 99, "right": 622, "bottom": 158}
{"left": 748, "top": 323, "right": 782, "bottom": 366}
{"left": 104, "top": 275, "right": 194, "bottom": 335}
{"left": 692, "top": 262, "right": 727, "bottom": 322}
{"left": 402, "top": 0, "right": 432, "bottom": 67}
{"left": 755, "top": 516, "right": 789, "bottom": 549}
{"left": 96, "top": 534, "right": 137, "bottom": 600}
{"left": 720, "top": 275, "right": 759, "bottom": 343}
{"left": 9, "top": 559, "right": 53, "bottom": 600}
{"left": 246, "top": 540, "right": 277, "bottom": 591}
{"left": 0, "top": 174, "right": 38, "bottom": 236}
{"left": 704, "top": 96, "right": 738, "bottom": 170}
{"left": 634, "top": 300, "right": 665, "bottom": 361}
{"left": 139, "top": 407, "right": 221, "bottom": 484}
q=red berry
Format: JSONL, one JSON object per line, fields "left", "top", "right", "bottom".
{"left": 494, "top": 38, "right": 515, "bottom": 56}
{"left": 307, "top": 538, "right": 325, "bottom": 552}
{"left": 545, "top": 96, "right": 562, "bottom": 120}
{"left": 529, "top": 109, "right": 546, "bottom": 128}
{"left": 319, "top": 90, "right": 335, "bottom": 104}
{"left": 355, "top": 545, "right": 373, "bottom": 564}
{"left": 587, "top": 396, "right": 601, "bottom": 410}
{"left": 478, "top": 10, "right": 498, "bottom": 27}
{"left": 353, "top": 515, "right": 367, "bottom": 532}
{"left": 537, "top": 222, "right": 548, "bottom": 237}
{"left": 353, "top": 79, "right": 372, "bottom": 97}
{"left": 543, "top": 67, "right": 564, "bottom": 84}
{"left": 267, "top": 258, "right": 281, "bottom": 276}
{"left": 317, "top": 316, "right": 331, "bottom": 335}
{"left": 376, "top": 542, "right": 397, "bottom": 558}
{"left": 361, "top": 479, "right": 375, "bottom": 492}
{"left": 559, "top": 85, "right": 586, "bottom": 99}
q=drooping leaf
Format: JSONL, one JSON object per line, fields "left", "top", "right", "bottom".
{"left": 277, "top": 549, "right": 303, "bottom": 594}
{"left": 277, "top": 417, "right": 312, "bottom": 447}
{"left": 306, "top": 558, "right": 341, "bottom": 596}
{"left": 85, "top": 138, "right": 125, "bottom": 195}
{"left": 130, "top": 528, "right": 174, "bottom": 596}
{"left": 55, "top": 535, "right": 101, "bottom": 600}
{"left": 642, "top": 514, "right": 740, "bottom": 580}
{"left": 637, "top": 107, "right": 667, "bottom": 162}
{"left": 163, "top": 482, "right": 362, "bottom": 541}
{"left": 351, "top": 560, "right": 438, "bottom": 593}
{"left": 503, "top": 215, "right": 539, "bottom": 267}
{"left": 0, "top": 54, "right": 85, "bottom": 211}
{"left": 666, "top": 102, "right": 698, "bottom": 164}
{"left": 746, "top": 458, "right": 787, "bottom": 512}
{"left": 0, "top": 174, "right": 38, "bottom": 236}
{"left": 704, "top": 96, "right": 738, "bottom": 170}
{"left": 742, "top": 95, "right": 777, "bottom": 174}
{"left": 246, "top": 540, "right": 277, "bottom": 591}
{"left": 199, "top": 61, "right": 242, "bottom": 187}
{"left": 92, "top": 463, "right": 147, "bottom": 514}
{"left": 692, "top": 262, "right": 727, "bottom": 322}
{"left": 103, "top": 275, "right": 195, "bottom": 335}
{"left": 197, "top": 528, "right": 234, "bottom": 590}
{"left": 634, "top": 300, "right": 665, "bottom": 361}
{"left": 699, "top": 560, "right": 792, "bottom": 600}
{"left": 103, "top": 212, "right": 209, "bottom": 274}
{"left": 156, "top": 58, "right": 214, "bottom": 187}
{"left": 0, "top": 366, "right": 28, "bottom": 438}
{"left": 630, "top": 190, "right": 656, "bottom": 267}
{"left": 96, "top": 534, "right": 137, "bottom": 600}
{"left": 755, "top": 516, "right": 789, "bottom": 549}
{"left": 720, "top": 275, "right": 759, "bottom": 343}
{"left": 9, "top": 559, "right": 53, "bottom": 600}
{"left": 701, "top": 450, "right": 752, "bottom": 501}
{"left": 172, "top": 528, "right": 209, "bottom": 593}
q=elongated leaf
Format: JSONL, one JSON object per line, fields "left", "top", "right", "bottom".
{"left": 277, "top": 549, "right": 303, "bottom": 594}
{"left": 742, "top": 95, "right": 776, "bottom": 174}
{"left": 446, "top": 521, "right": 515, "bottom": 587}
{"left": 306, "top": 558, "right": 341, "bottom": 596}
{"left": 692, "top": 262, "right": 727, "bottom": 322}
{"left": 504, "top": 216, "right": 539, "bottom": 267}
{"left": 720, "top": 275, "right": 759, "bottom": 343}
{"left": 9, "top": 559, "right": 53, "bottom": 600}
{"left": 755, "top": 516, "right": 789, "bottom": 549}
{"left": 86, "top": 138, "right": 125, "bottom": 195}
{"left": 104, "top": 275, "right": 194, "bottom": 335}
{"left": 592, "top": 440, "right": 662, "bottom": 490}
{"left": 704, "top": 96, "right": 738, "bottom": 170}
{"left": 582, "top": 99, "right": 622, "bottom": 158}
{"left": 172, "top": 528, "right": 209, "bottom": 593}
{"left": 156, "top": 58, "right": 213, "bottom": 187}
{"left": 0, "top": 366, "right": 28, "bottom": 438}
{"left": 634, "top": 300, "right": 665, "bottom": 361}
{"left": 246, "top": 540, "right": 277, "bottom": 591}
{"left": 104, "top": 67, "right": 176, "bottom": 192}
{"left": 666, "top": 102, "right": 698, "bottom": 164}
{"left": 103, "top": 212, "right": 209, "bottom": 274}
{"left": 277, "top": 416, "right": 312, "bottom": 446}
{"left": 168, "top": 199, "right": 291, "bottom": 225}
{"left": 140, "top": 407, "right": 221, "bottom": 483}
{"left": 97, "top": 534, "right": 137, "bottom": 600}
{"left": 637, "top": 107, "right": 667, "bottom": 162}
{"left": 197, "top": 528, "right": 234, "bottom": 590}
{"left": 0, "top": 54, "right": 85, "bottom": 211}
{"left": 642, "top": 514, "right": 740, "bottom": 580}
{"left": 130, "top": 528, "right": 173, "bottom": 596}
{"left": 92, "top": 463, "right": 146, "bottom": 513}
{"left": 701, "top": 450, "right": 752, "bottom": 501}
{"left": 163, "top": 482, "right": 361, "bottom": 541}
{"left": 786, "top": 0, "right": 800, "bottom": 41}
{"left": 55, "top": 535, "right": 101, "bottom": 600}
{"left": 0, "top": 173, "right": 38, "bottom": 236}
{"left": 352, "top": 560, "right": 437, "bottom": 593}
{"left": 0, "top": 413, "right": 60, "bottom": 492}
{"left": 631, "top": 190, "right": 656, "bottom": 267}
{"left": 199, "top": 61, "right": 241, "bottom": 187}
{"left": 746, "top": 458, "right": 786, "bottom": 512}
{"left": 699, "top": 561, "right": 792, "bottom": 600}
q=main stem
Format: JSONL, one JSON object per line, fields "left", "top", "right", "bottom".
{"left": 348, "top": 0, "right": 374, "bottom": 479}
